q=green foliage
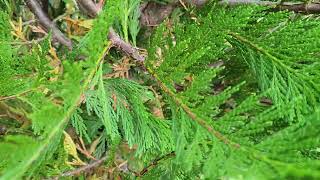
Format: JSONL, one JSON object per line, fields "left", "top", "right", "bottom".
{"left": 0, "top": 0, "right": 121, "bottom": 178}
{"left": 117, "top": 0, "right": 141, "bottom": 44}
{"left": 146, "top": 3, "right": 320, "bottom": 179}
{"left": 71, "top": 108, "right": 91, "bottom": 142}
{"left": 75, "top": 69, "right": 173, "bottom": 159}
{"left": 0, "top": 11, "right": 50, "bottom": 96}
{"left": 1, "top": 1, "right": 320, "bottom": 179}
{"left": 229, "top": 10, "right": 320, "bottom": 122}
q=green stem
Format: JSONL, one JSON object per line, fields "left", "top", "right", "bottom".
{"left": 229, "top": 32, "right": 319, "bottom": 92}
{"left": 145, "top": 64, "right": 311, "bottom": 176}
{"left": 146, "top": 66, "right": 240, "bottom": 149}
{"left": 122, "top": 0, "right": 129, "bottom": 43}
{"left": 228, "top": 32, "right": 296, "bottom": 73}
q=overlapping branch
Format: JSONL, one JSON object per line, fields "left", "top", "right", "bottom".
{"left": 219, "top": 0, "right": 320, "bottom": 13}
{"left": 25, "top": 0, "right": 72, "bottom": 49}
{"left": 76, "top": 0, "right": 146, "bottom": 61}
{"left": 55, "top": 156, "right": 108, "bottom": 179}
{"left": 25, "top": 0, "right": 320, "bottom": 51}
{"left": 76, "top": 0, "right": 100, "bottom": 17}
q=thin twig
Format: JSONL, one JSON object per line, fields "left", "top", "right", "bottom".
{"left": 76, "top": 0, "right": 99, "bottom": 17}
{"left": 0, "top": 89, "right": 33, "bottom": 101}
{"left": 77, "top": 0, "right": 239, "bottom": 146}
{"left": 22, "top": 19, "right": 37, "bottom": 26}
{"left": 0, "top": 102, "right": 30, "bottom": 126}
{"left": 62, "top": 156, "right": 108, "bottom": 177}
{"left": 189, "top": 0, "right": 208, "bottom": 6}
{"left": 25, "top": 0, "right": 72, "bottom": 49}
{"left": 1, "top": 36, "right": 47, "bottom": 45}
{"left": 146, "top": 66, "right": 241, "bottom": 148}
{"left": 76, "top": 0, "right": 146, "bottom": 61}
{"left": 219, "top": 0, "right": 275, "bottom": 6}
{"left": 108, "top": 27, "right": 146, "bottom": 62}
{"left": 135, "top": 151, "right": 176, "bottom": 177}
{"left": 22, "top": 13, "right": 70, "bottom": 26}
{"left": 0, "top": 114, "right": 7, "bottom": 118}
{"left": 48, "top": 134, "right": 120, "bottom": 180}
{"left": 219, "top": 0, "right": 320, "bottom": 14}
{"left": 179, "top": 0, "right": 188, "bottom": 10}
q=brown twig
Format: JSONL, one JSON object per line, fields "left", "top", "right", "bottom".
{"left": 75, "top": 0, "right": 206, "bottom": 62}
{"left": 135, "top": 151, "right": 176, "bottom": 177}
{"left": 0, "top": 89, "right": 33, "bottom": 101}
{"left": 140, "top": 2, "right": 176, "bottom": 27}
{"left": 219, "top": 0, "right": 275, "bottom": 6}
{"left": 276, "top": 2, "right": 320, "bottom": 13}
{"left": 77, "top": 0, "right": 239, "bottom": 147}
{"left": 108, "top": 27, "right": 146, "bottom": 62}
{"left": 76, "top": 0, "right": 146, "bottom": 61}
{"left": 189, "top": 0, "right": 208, "bottom": 6}
{"left": 25, "top": 0, "right": 72, "bottom": 49}
{"left": 62, "top": 156, "right": 108, "bottom": 177}
{"left": 219, "top": 0, "right": 320, "bottom": 14}
{"left": 0, "top": 102, "right": 30, "bottom": 127}
{"left": 76, "top": 0, "right": 100, "bottom": 17}
{"left": 4, "top": 36, "right": 47, "bottom": 45}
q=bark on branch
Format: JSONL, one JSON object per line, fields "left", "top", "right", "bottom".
{"left": 219, "top": 0, "right": 320, "bottom": 13}
{"left": 76, "top": 0, "right": 100, "bottom": 17}
{"left": 108, "top": 28, "right": 146, "bottom": 61}
{"left": 76, "top": 0, "right": 146, "bottom": 61}
{"left": 25, "top": 0, "right": 72, "bottom": 49}
{"left": 61, "top": 156, "right": 107, "bottom": 177}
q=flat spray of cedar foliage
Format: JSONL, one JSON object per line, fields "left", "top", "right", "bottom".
{"left": 0, "top": 0, "right": 320, "bottom": 179}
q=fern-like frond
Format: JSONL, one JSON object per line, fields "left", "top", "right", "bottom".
{"left": 83, "top": 76, "right": 173, "bottom": 159}
{"left": 0, "top": 1, "right": 121, "bottom": 178}
{"left": 0, "top": 10, "right": 51, "bottom": 96}
{"left": 229, "top": 9, "right": 320, "bottom": 122}
{"left": 146, "top": 3, "right": 320, "bottom": 179}
{"left": 116, "top": 0, "right": 141, "bottom": 44}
